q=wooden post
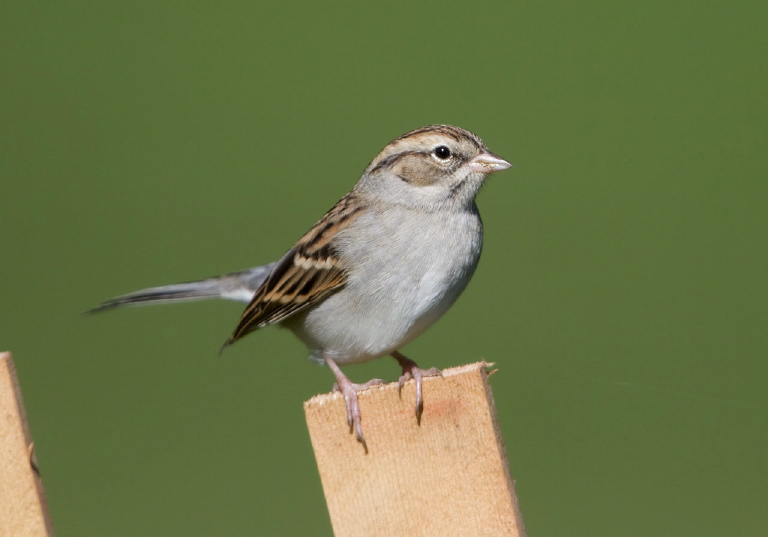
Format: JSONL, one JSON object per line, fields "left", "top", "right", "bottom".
{"left": 0, "top": 352, "right": 54, "bottom": 536}
{"left": 304, "top": 361, "right": 526, "bottom": 537}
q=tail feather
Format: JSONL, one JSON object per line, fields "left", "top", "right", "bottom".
{"left": 87, "top": 263, "right": 276, "bottom": 313}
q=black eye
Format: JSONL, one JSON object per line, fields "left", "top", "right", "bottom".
{"left": 433, "top": 145, "right": 451, "bottom": 160}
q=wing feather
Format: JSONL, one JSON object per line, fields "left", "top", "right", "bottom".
{"left": 223, "top": 193, "right": 364, "bottom": 347}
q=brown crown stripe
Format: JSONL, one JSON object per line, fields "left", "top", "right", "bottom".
{"left": 397, "top": 125, "right": 463, "bottom": 142}
{"left": 397, "top": 125, "right": 486, "bottom": 147}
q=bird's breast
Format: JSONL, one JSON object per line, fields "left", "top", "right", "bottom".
{"left": 289, "top": 207, "right": 483, "bottom": 364}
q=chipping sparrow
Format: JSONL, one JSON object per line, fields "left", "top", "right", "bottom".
{"left": 91, "top": 125, "right": 512, "bottom": 451}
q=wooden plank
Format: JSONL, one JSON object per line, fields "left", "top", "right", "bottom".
{"left": 304, "top": 361, "right": 526, "bottom": 537}
{"left": 0, "top": 352, "right": 54, "bottom": 536}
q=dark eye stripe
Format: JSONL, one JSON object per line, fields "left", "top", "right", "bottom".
{"left": 368, "top": 150, "right": 419, "bottom": 174}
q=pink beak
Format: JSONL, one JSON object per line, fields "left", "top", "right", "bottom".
{"left": 468, "top": 151, "right": 512, "bottom": 174}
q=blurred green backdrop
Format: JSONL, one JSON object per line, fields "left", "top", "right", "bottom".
{"left": 2, "top": 1, "right": 766, "bottom": 535}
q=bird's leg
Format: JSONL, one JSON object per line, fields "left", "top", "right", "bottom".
{"left": 324, "top": 355, "right": 384, "bottom": 453}
{"left": 391, "top": 351, "right": 442, "bottom": 424}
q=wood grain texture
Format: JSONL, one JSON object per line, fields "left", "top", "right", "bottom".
{"left": 0, "top": 352, "right": 54, "bottom": 536}
{"left": 304, "top": 362, "right": 526, "bottom": 537}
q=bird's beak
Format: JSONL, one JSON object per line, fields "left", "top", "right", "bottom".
{"left": 468, "top": 151, "right": 512, "bottom": 174}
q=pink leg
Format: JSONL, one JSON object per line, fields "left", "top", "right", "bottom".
{"left": 391, "top": 351, "right": 442, "bottom": 424}
{"left": 324, "top": 356, "right": 384, "bottom": 452}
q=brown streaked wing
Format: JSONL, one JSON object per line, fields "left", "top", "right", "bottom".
{"left": 223, "top": 193, "right": 365, "bottom": 347}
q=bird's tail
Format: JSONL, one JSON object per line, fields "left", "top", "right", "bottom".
{"left": 87, "top": 263, "right": 276, "bottom": 313}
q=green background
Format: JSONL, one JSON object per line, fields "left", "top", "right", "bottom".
{"left": 2, "top": 1, "right": 766, "bottom": 535}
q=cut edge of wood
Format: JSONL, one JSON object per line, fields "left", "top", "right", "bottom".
{"left": 480, "top": 361, "right": 528, "bottom": 537}
{"left": 0, "top": 351, "right": 55, "bottom": 536}
{"left": 303, "top": 360, "right": 495, "bottom": 408}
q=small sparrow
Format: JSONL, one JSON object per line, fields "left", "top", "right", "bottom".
{"left": 90, "top": 125, "right": 511, "bottom": 451}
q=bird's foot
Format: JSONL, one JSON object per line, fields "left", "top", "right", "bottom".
{"left": 332, "top": 377, "right": 385, "bottom": 394}
{"left": 391, "top": 351, "right": 442, "bottom": 424}
{"left": 325, "top": 356, "right": 383, "bottom": 452}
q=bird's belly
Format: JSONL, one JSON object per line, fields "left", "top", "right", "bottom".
{"left": 287, "top": 214, "right": 482, "bottom": 364}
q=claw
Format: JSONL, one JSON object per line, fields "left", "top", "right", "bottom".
{"left": 324, "top": 357, "right": 384, "bottom": 453}
{"left": 391, "top": 351, "right": 442, "bottom": 424}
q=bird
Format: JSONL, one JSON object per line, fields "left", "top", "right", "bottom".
{"left": 89, "top": 124, "right": 512, "bottom": 451}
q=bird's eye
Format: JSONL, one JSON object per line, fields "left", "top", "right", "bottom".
{"left": 433, "top": 145, "right": 451, "bottom": 160}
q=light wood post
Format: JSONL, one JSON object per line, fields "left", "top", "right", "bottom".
{"left": 0, "top": 352, "right": 54, "bottom": 536}
{"left": 304, "top": 361, "right": 526, "bottom": 537}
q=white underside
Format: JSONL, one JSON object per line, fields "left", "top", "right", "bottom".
{"left": 282, "top": 206, "right": 483, "bottom": 365}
